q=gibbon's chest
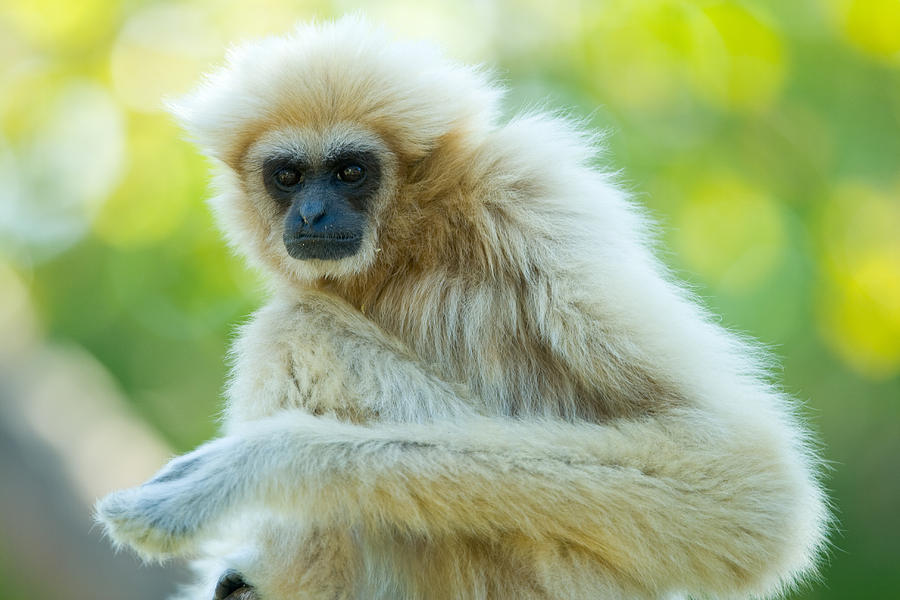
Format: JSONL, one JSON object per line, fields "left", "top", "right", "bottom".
{"left": 371, "top": 297, "right": 602, "bottom": 421}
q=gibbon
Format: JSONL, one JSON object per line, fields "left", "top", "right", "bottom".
{"left": 97, "top": 18, "right": 828, "bottom": 600}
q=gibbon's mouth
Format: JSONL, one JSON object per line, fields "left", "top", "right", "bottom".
{"left": 283, "top": 233, "right": 363, "bottom": 261}
{"left": 214, "top": 569, "right": 257, "bottom": 600}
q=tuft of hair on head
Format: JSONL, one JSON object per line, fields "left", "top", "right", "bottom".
{"left": 166, "top": 16, "right": 504, "bottom": 168}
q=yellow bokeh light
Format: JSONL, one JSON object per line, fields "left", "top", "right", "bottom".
{"left": 110, "top": 3, "right": 224, "bottom": 113}
{"left": 818, "top": 182, "right": 900, "bottom": 379}
{"left": 821, "top": 258, "right": 900, "bottom": 379}
{"left": 676, "top": 173, "right": 786, "bottom": 292}
{"left": 585, "top": 0, "right": 696, "bottom": 111}
{"left": 93, "top": 116, "right": 200, "bottom": 247}
{"left": 341, "top": 0, "right": 495, "bottom": 61}
{"left": 584, "top": 0, "right": 785, "bottom": 113}
{"left": 210, "top": 0, "right": 331, "bottom": 44}
{"left": 830, "top": 0, "right": 900, "bottom": 63}
{"left": 4, "top": 0, "right": 119, "bottom": 49}
{"left": 691, "top": 3, "right": 785, "bottom": 112}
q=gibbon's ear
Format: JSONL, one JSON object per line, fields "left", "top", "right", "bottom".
{"left": 166, "top": 17, "right": 504, "bottom": 166}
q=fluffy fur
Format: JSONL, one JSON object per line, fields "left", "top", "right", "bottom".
{"left": 96, "top": 18, "right": 828, "bottom": 600}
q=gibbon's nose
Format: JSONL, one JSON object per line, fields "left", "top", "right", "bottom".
{"left": 298, "top": 197, "right": 326, "bottom": 225}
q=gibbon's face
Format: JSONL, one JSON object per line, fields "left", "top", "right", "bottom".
{"left": 249, "top": 127, "right": 387, "bottom": 259}
{"left": 264, "top": 145, "right": 379, "bottom": 261}
{"left": 237, "top": 125, "right": 397, "bottom": 281}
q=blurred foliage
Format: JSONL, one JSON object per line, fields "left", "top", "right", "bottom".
{"left": 1, "top": 0, "right": 898, "bottom": 598}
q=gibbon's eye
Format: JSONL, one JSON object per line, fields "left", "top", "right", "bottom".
{"left": 336, "top": 164, "right": 365, "bottom": 183}
{"left": 274, "top": 167, "right": 303, "bottom": 190}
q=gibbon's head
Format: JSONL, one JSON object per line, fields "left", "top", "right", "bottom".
{"left": 169, "top": 18, "right": 502, "bottom": 282}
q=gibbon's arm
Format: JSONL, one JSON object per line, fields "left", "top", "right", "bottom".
{"left": 97, "top": 409, "right": 824, "bottom": 597}
{"left": 222, "top": 290, "right": 476, "bottom": 427}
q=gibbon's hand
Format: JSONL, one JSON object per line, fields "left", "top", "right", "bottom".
{"left": 96, "top": 435, "right": 248, "bottom": 558}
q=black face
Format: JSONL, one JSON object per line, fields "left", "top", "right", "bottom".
{"left": 262, "top": 147, "right": 381, "bottom": 261}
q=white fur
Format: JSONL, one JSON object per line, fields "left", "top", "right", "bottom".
{"left": 97, "top": 18, "right": 828, "bottom": 600}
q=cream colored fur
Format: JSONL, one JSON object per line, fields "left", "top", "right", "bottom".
{"left": 96, "top": 18, "right": 828, "bottom": 600}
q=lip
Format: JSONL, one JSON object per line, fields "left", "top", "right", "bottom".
{"left": 285, "top": 234, "right": 362, "bottom": 244}
{"left": 283, "top": 234, "right": 363, "bottom": 260}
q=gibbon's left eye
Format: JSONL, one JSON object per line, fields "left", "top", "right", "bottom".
{"left": 336, "top": 164, "right": 365, "bottom": 183}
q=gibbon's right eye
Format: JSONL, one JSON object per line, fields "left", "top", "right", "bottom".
{"left": 273, "top": 167, "right": 303, "bottom": 190}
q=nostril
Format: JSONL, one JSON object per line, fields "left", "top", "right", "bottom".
{"left": 214, "top": 569, "right": 256, "bottom": 600}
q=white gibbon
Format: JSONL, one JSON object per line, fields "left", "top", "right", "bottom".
{"left": 97, "top": 18, "right": 828, "bottom": 600}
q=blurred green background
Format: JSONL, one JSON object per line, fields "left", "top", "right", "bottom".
{"left": 0, "top": 0, "right": 898, "bottom": 598}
